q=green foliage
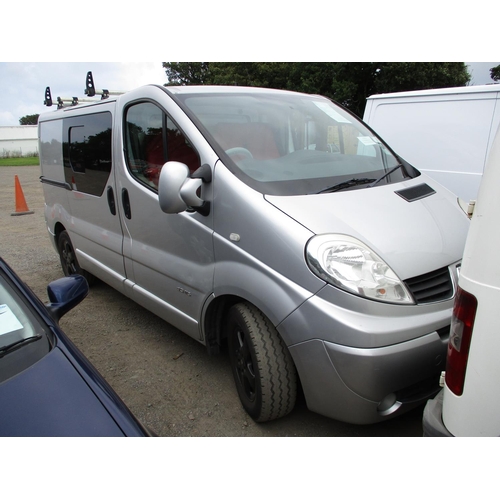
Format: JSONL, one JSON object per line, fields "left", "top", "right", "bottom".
{"left": 0, "top": 156, "right": 39, "bottom": 167}
{"left": 162, "top": 62, "right": 210, "bottom": 85}
{"left": 162, "top": 62, "right": 471, "bottom": 117}
{"left": 19, "top": 114, "right": 39, "bottom": 125}
{"left": 490, "top": 64, "right": 500, "bottom": 82}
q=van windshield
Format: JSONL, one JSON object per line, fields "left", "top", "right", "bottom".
{"left": 180, "top": 91, "right": 415, "bottom": 195}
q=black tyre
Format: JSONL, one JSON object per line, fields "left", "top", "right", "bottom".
{"left": 57, "top": 230, "right": 96, "bottom": 285}
{"left": 227, "top": 302, "right": 297, "bottom": 422}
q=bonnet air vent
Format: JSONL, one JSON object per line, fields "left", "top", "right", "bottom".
{"left": 395, "top": 183, "right": 436, "bottom": 202}
{"left": 404, "top": 266, "right": 453, "bottom": 304}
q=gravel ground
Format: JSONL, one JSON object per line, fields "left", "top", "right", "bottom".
{"left": 0, "top": 165, "right": 425, "bottom": 436}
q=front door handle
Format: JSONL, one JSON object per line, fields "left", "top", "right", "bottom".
{"left": 122, "top": 188, "right": 131, "bottom": 219}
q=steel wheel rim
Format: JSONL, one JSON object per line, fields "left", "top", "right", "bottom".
{"left": 62, "top": 241, "right": 77, "bottom": 274}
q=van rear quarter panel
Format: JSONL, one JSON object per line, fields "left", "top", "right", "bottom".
{"left": 442, "top": 124, "right": 500, "bottom": 436}
{"left": 39, "top": 117, "right": 69, "bottom": 245}
{"left": 443, "top": 279, "right": 500, "bottom": 436}
{"left": 39, "top": 118, "right": 65, "bottom": 181}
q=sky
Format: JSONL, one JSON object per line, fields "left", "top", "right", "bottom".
{"left": 1, "top": 0, "right": 498, "bottom": 125}
{"left": 0, "top": 61, "right": 498, "bottom": 126}
{"left": 0, "top": 62, "right": 168, "bottom": 125}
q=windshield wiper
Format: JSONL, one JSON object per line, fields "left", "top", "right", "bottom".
{"left": 318, "top": 177, "right": 376, "bottom": 194}
{"left": 317, "top": 163, "right": 407, "bottom": 194}
{"left": 0, "top": 334, "right": 42, "bottom": 358}
{"left": 367, "top": 164, "right": 405, "bottom": 188}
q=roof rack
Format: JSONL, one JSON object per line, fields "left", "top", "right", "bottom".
{"left": 84, "top": 71, "right": 124, "bottom": 99}
{"left": 44, "top": 71, "right": 126, "bottom": 109}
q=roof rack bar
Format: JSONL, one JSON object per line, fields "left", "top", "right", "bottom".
{"left": 56, "top": 96, "right": 100, "bottom": 109}
{"left": 85, "top": 71, "right": 124, "bottom": 99}
{"left": 43, "top": 71, "right": 126, "bottom": 109}
{"left": 44, "top": 85, "right": 100, "bottom": 108}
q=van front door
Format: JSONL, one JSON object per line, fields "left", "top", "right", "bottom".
{"left": 115, "top": 97, "right": 215, "bottom": 341}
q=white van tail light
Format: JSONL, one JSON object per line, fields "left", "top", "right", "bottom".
{"left": 445, "top": 286, "right": 477, "bottom": 396}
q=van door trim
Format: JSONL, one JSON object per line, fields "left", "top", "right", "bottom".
{"left": 75, "top": 249, "right": 126, "bottom": 283}
{"left": 40, "top": 176, "right": 72, "bottom": 190}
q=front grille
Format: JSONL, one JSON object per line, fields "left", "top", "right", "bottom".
{"left": 404, "top": 266, "right": 454, "bottom": 304}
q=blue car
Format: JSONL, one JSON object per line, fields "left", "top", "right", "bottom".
{"left": 0, "top": 257, "right": 150, "bottom": 436}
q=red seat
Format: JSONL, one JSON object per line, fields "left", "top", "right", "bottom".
{"left": 212, "top": 123, "right": 280, "bottom": 160}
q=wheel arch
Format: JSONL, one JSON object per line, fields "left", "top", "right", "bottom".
{"left": 54, "top": 221, "right": 66, "bottom": 243}
{"left": 202, "top": 289, "right": 302, "bottom": 357}
{"left": 202, "top": 260, "right": 314, "bottom": 355}
{"left": 55, "top": 225, "right": 97, "bottom": 285}
{"left": 202, "top": 293, "right": 243, "bottom": 355}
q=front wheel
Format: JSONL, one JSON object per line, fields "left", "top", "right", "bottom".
{"left": 227, "top": 302, "right": 297, "bottom": 422}
{"left": 57, "top": 230, "right": 96, "bottom": 285}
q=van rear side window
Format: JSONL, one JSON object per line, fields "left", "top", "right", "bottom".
{"left": 63, "top": 112, "right": 112, "bottom": 196}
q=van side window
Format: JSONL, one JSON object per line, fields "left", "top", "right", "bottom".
{"left": 124, "top": 102, "right": 200, "bottom": 189}
{"left": 62, "top": 112, "right": 112, "bottom": 196}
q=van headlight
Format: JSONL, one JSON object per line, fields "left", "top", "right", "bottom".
{"left": 306, "top": 234, "right": 415, "bottom": 304}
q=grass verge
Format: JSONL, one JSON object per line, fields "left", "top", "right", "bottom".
{"left": 0, "top": 157, "right": 40, "bottom": 167}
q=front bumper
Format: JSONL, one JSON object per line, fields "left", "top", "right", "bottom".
{"left": 287, "top": 335, "right": 445, "bottom": 424}
{"left": 423, "top": 390, "right": 453, "bottom": 437}
{"left": 278, "top": 289, "right": 452, "bottom": 425}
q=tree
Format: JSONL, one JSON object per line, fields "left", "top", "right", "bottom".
{"left": 162, "top": 62, "right": 210, "bottom": 85}
{"left": 19, "top": 114, "right": 39, "bottom": 125}
{"left": 163, "top": 62, "right": 470, "bottom": 117}
{"left": 491, "top": 64, "right": 500, "bottom": 82}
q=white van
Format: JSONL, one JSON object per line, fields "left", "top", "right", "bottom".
{"left": 423, "top": 124, "right": 500, "bottom": 437}
{"left": 38, "top": 72, "right": 469, "bottom": 424}
{"left": 363, "top": 85, "right": 500, "bottom": 203}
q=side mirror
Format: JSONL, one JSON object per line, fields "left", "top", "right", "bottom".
{"left": 158, "top": 162, "right": 211, "bottom": 216}
{"left": 46, "top": 275, "right": 89, "bottom": 322}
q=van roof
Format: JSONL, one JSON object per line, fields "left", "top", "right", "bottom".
{"left": 164, "top": 85, "right": 305, "bottom": 96}
{"left": 38, "top": 96, "right": 116, "bottom": 121}
{"left": 39, "top": 84, "right": 311, "bottom": 121}
{"left": 367, "top": 84, "right": 500, "bottom": 100}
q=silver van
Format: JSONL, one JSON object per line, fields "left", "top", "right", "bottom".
{"left": 38, "top": 74, "right": 469, "bottom": 424}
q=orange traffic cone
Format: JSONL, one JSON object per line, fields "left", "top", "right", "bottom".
{"left": 11, "top": 175, "right": 34, "bottom": 216}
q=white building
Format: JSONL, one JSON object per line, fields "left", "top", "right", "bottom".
{"left": 0, "top": 126, "right": 38, "bottom": 157}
